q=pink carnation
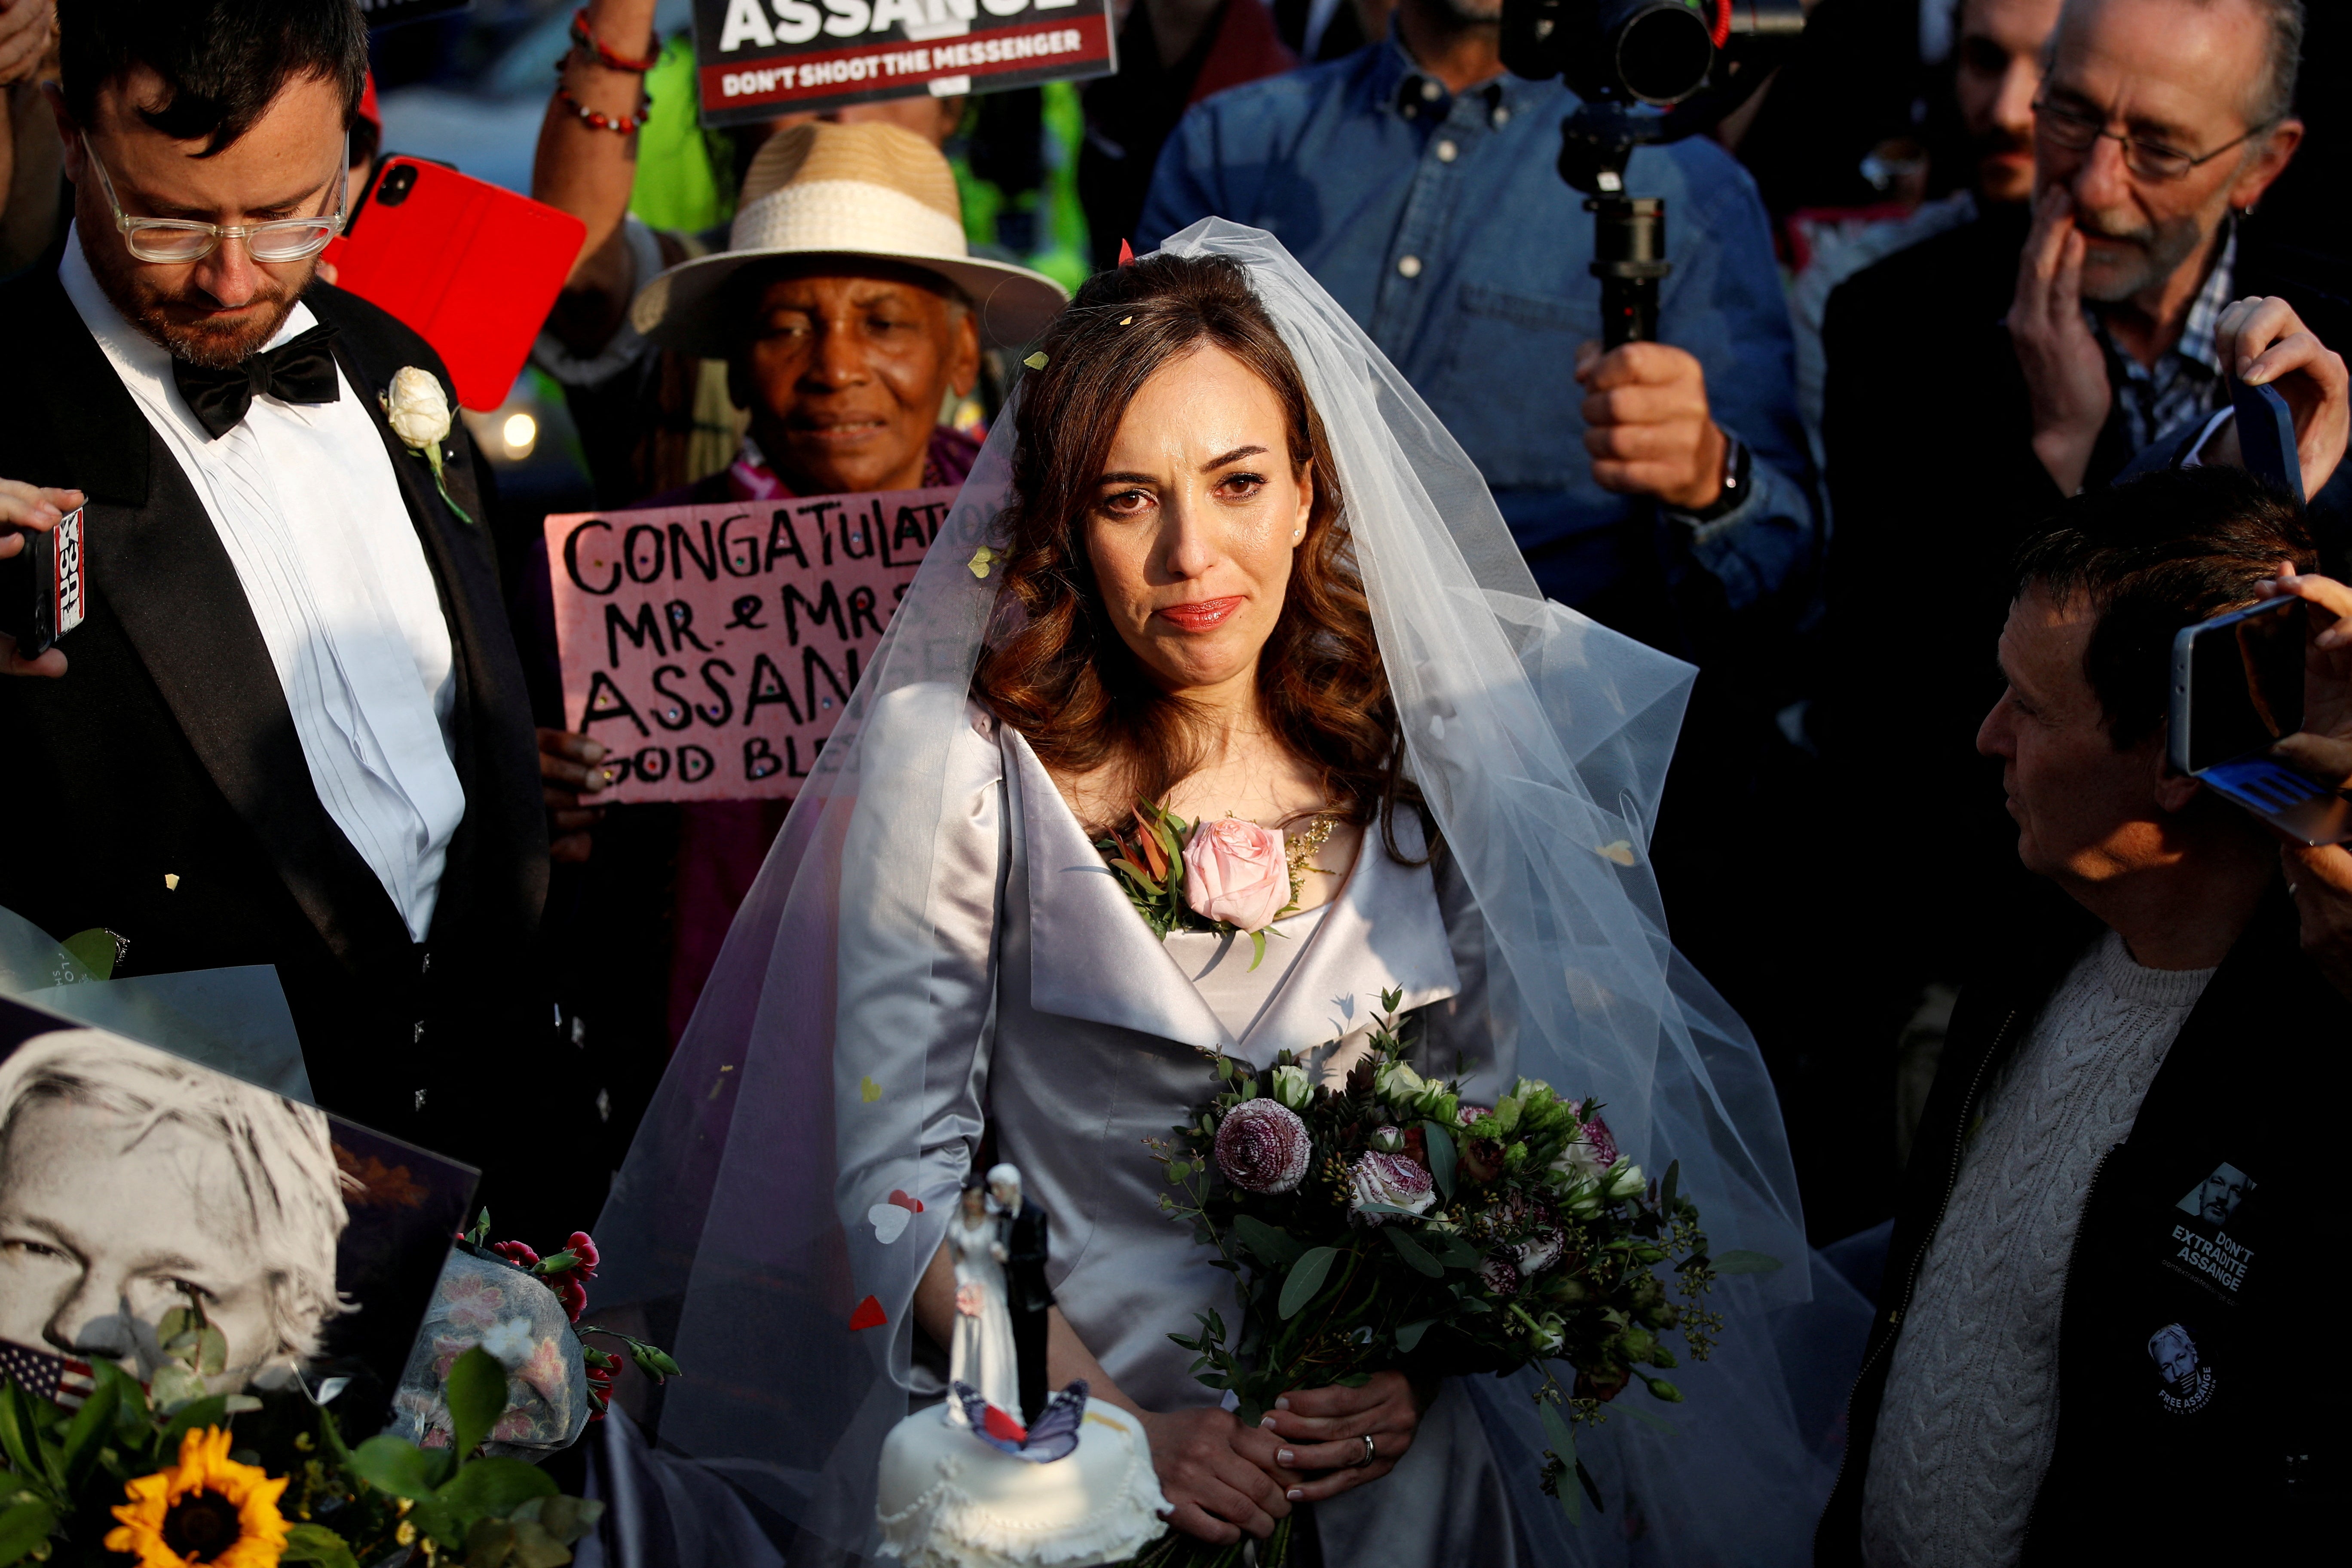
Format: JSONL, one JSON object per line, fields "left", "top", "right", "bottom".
{"left": 1213, "top": 1097, "right": 1313, "bottom": 1194}
{"left": 490, "top": 1240, "right": 539, "bottom": 1270}
{"left": 1183, "top": 818, "right": 1289, "bottom": 931}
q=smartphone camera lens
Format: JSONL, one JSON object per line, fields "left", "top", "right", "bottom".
{"left": 377, "top": 164, "right": 418, "bottom": 207}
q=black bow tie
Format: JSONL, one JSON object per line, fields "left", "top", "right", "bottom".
{"left": 172, "top": 322, "right": 342, "bottom": 440}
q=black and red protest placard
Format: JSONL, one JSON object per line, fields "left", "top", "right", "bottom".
{"left": 692, "top": 0, "right": 1116, "bottom": 126}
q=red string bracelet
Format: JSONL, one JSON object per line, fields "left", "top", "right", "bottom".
{"left": 554, "top": 77, "right": 651, "bottom": 133}
{"left": 569, "top": 7, "right": 661, "bottom": 74}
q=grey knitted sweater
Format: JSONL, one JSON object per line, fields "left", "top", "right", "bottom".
{"left": 1857, "top": 931, "right": 2214, "bottom": 1568}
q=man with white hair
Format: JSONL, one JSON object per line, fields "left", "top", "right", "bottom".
{"left": 0, "top": 1029, "right": 351, "bottom": 1393}
{"left": 986, "top": 1162, "right": 1054, "bottom": 1424}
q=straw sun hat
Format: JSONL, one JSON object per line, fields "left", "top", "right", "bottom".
{"left": 628, "top": 121, "right": 1069, "bottom": 357}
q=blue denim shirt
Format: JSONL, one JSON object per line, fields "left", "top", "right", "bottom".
{"left": 1139, "top": 37, "right": 1816, "bottom": 613}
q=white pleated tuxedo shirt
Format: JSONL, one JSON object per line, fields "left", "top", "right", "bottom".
{"left": 61, "top": 229, "right": 464, "bottom": 942}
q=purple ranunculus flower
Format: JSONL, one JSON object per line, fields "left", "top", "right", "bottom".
{"left": 1214, "top": 1098, "right": 1313, "bottom": 1194}
{"left": 1349, "top": 1151, "right": 1436, "bottom": 1225}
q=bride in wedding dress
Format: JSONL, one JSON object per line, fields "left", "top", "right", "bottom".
{"left": 944, "top": 1184, "right": 1017, "bottom": 1423}
{"left": 588, "top": 221, "right": 1868, "bottom": 1567}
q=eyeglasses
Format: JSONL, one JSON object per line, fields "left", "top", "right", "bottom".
{"left": 2033, "top": 97, "right": 2276, "bottom": 183}
{"left": 82, "top": 132, "right": 349, "bottom": 263}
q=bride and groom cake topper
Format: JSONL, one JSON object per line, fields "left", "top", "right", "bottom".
{"left": 946, "top": 1164, "right": 1055, "bottom": 1433}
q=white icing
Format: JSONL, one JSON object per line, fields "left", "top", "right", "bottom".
{"left": 877, "top": 1402, "right": 1170, "bottom": 1568}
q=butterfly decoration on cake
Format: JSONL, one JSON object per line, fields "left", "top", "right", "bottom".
{"left": 950, "top": 1379, "right": 1089, "bottom": 1463}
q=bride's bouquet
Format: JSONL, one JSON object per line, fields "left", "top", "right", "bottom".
{"left": 1150, "top": 994, "right": 1756, "bottom": 1557}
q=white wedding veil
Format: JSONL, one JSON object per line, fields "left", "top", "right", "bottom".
{"left": 590, "top": 220, "right": 1868, "bottom": 1565}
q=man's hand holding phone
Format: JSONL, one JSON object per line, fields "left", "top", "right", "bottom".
{"left": 1, "top": 479, "right": 85, "bottom": 677}
{"left": 2251, "top": 568, "right": 2352, "bottom": 997}
{"left": 2205, "top": 297, "right": 2349, "bottom": 496}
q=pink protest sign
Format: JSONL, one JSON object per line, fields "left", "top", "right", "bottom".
{"left": 544, "top": 485, "right": 956, "bottom": 802}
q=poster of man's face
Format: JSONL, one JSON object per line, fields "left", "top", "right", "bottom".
{"left": 2149, "top": 1323, "right": 2200, "bottom": 1388}
{"left": 0, "top": 997, "right": 474, "bottom": 1433}
{"left": 2177, "top": 1162, "right": 2255, "bottom": 1227}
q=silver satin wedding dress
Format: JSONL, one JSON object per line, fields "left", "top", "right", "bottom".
{"left": 837, "top": 685, "right": 1520, "bottom": 1561}
{"left": 588, "top": 222, "right": 1868, "bottom": 1568}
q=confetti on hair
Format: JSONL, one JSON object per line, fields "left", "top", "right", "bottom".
{"left": 1118, "top": 238, "right": 1135, "bottom": 266}
{"left": 1023, "top": 351, "right": 1047, "bottom": 370}
{"left": 1120, "top": 316, "right": 1133, "bottom": 325}
{"left": 968, "top": 546, "right": 996, "bottom": 579}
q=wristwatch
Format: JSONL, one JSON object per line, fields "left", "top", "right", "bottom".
{"left": 1676, "top": 432, "right": 1751, "bottom": 525}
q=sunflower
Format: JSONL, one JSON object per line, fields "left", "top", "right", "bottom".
{"left": 106, "top": 1426, "right": 291, "bottom": 1568}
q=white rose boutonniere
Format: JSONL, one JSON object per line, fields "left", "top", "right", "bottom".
{"left": 381, "top": 366, "right": 473, "bottom": 525}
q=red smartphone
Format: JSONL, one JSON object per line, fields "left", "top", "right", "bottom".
{"left": 322, "top": 156, "right": 587, "bottom": 411}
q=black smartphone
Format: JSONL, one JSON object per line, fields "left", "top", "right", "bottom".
{"left": 2170, "top": 594, "right": 2352, "bottom": 843}
{"left": 2230, "top": 374, "right": 2304, "bottom": 504}
{"left": 0, "top": 505, "right": 87, "bottom": 659}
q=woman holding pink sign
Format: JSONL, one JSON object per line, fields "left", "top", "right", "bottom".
{"left": 524, "top": 114, "right": 1068, "bottom": 1081}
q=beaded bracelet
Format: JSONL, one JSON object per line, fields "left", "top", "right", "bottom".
{"left": 569, "top": 7, "right": 660, "bottom": 73}
{"left": 554, "top": 77, "right": 651, "bottom": 133}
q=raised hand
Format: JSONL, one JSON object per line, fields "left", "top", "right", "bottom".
{"left": 2251, "top": 569, "right": 2352, "bottom": 999}
{"left": 0, "top": 0, "right": 55, "bottom": 89}
{"left": 1574, "top": 340, "right": 1731, "bottom": 512}
{"left": 1, "top": 479, "right": 85, "bottom": 677}
{"left": 2208, "top": 295, "right": 2349, "bottom": 496}
{"left": 537, "top": 728, "right": 611, "bottom": 862}
{"left": 2009, "top": 185, "right": 2112, "bottom": 496}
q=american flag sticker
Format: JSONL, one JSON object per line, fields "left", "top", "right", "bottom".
{"left": 51, "top": 505, "right": 85, "bottom": 637}
{"left": 0, "top": 1338, "right": 97, "bottom": 1410}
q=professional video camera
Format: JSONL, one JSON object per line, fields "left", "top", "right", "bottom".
{"left": 1500, "top": 0, "right": 1805, "bottom": 346}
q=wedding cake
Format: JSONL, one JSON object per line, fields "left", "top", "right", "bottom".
{"left": 876, "top": 1383, "right": 1168, "bottom": 1568}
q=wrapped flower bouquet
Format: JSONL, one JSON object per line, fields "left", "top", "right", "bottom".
{"left": 1145, "top": 993, "right": 1758, "bottom": 1562}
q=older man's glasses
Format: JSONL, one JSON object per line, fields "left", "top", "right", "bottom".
{"left": 83, "top": 133, "right": 348, "bottom": 263}
{"left": 2033, "top": 97, "right": 2275, "bottom": 183}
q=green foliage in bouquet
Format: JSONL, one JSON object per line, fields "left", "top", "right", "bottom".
{"left": 1151, "top": 993, "right": 1761, "bottom": 1545}
{"left": 0, "top": 1289, "right": 605, "bottom": 1568}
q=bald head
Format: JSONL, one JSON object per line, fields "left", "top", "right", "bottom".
{"left": 2054, "top": 0, "right": 2302, "bottom": 126}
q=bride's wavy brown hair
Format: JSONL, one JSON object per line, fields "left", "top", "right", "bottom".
{"left": 974, "top": 253, "right": 1412, "bottom": 845}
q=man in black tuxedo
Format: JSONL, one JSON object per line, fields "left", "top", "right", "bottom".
{"left": 1818, "top": 0, "right": 2337, "bottom": 1010}
{"left": 986, "top": 1163, "right": 1054, "bottom": 1425}
{"left": 0, "top": 0, "right": 595, "bottom": 1240}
